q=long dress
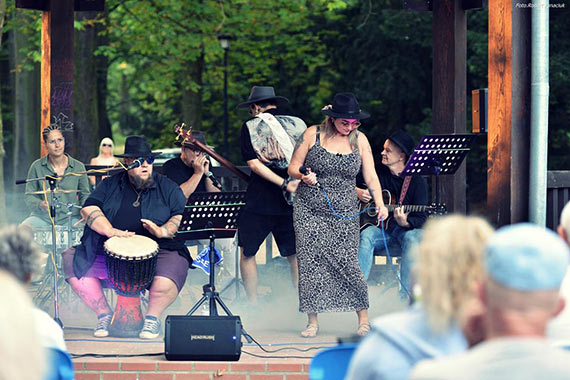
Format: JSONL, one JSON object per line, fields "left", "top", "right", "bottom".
{"left": 294, "top": 129, "right": 369, "bottom": 313}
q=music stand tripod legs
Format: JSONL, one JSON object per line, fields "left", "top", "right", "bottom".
{"left": 187, "top": 231, "right": 234, "bottom": 317}
{"left": 186, "top": 231, "right": 252, "bottom": 342}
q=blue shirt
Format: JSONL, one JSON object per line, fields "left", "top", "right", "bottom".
{"left": 73, "top": 171, "right": 186, "bottom": 278}
{"left": 346, "top": 304, "right": 468, "bottom": 380}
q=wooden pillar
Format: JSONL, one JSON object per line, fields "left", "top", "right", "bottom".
{"left": 432, "top": 0, "right": 467, "bottom": 213}
{"left": 487, "top": 0, "right": 531, "bottom": 226}
{"left": 17, "top": 0, "right": 105, "bottom": 156}
{"left": 40, "top": 0, "right": 75, "bottom": 156}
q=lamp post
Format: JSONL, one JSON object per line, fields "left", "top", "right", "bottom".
{"left": 218, "top": 34, "right": 231, "bottom": 158}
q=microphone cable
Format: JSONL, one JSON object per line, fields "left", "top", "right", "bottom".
{"left": 310, "top": 184, "right": 412, "bottom": 299}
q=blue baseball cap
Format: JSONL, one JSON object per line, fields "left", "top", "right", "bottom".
{"left": 484, "top": 223, "right": 570, "bottom": 291}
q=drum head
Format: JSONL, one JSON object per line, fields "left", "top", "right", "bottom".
{"left": 104, "top": 235, "right": 159, "bottom": 260}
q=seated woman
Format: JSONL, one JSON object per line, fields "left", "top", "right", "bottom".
{"left": 345, "top": 214, "right": 494, "bottom": 380}
{"left": 89, "top": 137, "right": 118, "bottom": 186}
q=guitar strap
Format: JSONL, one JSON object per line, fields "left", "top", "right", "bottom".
{"left": 398, "top": 176, "right": 412, "bottom": 205}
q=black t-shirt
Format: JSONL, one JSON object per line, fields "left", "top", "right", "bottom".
{"left": 112, "top": 183, "right": 145, "bottom": 235}
{"left": 162, "top": 156, "right": 207, "bottom": 195}
{"left": 240, "top": 109, "right": 291, "bottom": 215}
{"left": 357, "top": 164, "right": 429, "bottom": 231}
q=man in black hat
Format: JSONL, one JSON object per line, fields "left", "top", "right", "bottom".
{"left": 357, "top": 129, "right": 428, "bottom": 299}
{"left": 236, "top": 85, "right": 307, "bottom": 305}
{"left": 162, "top": 131, "right": 235, "bottom": 290}
{"left": 162, "top": 131, "right": 220, "bottom": 197}
{"left": 62, "top": 135, "right": 188, "bottom": 339}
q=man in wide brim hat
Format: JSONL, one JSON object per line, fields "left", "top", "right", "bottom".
{"left": 236, "top": 86, "right": 289, "bottom": 109}
{"left": 115, "top": 135, "right": 162, "bottom": 158}
{"left": 236, "top": 85, "right": 306, "bottom": 306}
{"left": 62, "top": 133, "right": 189, "bottom": 340}
{"left": 322, "top": 92, "right": 370, "bottom": 120}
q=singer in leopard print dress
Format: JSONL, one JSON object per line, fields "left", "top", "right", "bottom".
{"left": 289, "top": 93, "right": 389, "bottom": 338}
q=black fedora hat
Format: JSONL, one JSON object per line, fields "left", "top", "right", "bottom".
{"left": 322, "top": 92, "right": 370, "bottom": 120}
{"left": 236, "top": 86, "right": 289, "bottom": 109}
{"left": 115, "top": 135, "right": 162, "bottom": 158}
{"left": 388, "top": 129, "right": 415, "bottom": 156}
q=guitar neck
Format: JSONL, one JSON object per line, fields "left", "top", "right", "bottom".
{"left": 385, "top": 204, "right": 430, "bottom": 213}
{"left": 174, "top": 125, "right": 251, "bottom": 183}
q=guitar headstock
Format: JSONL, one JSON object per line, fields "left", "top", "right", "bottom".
{"left": 173, "top": 123, "right": 195, "bottom": 147}
{"left": 428, "top": 203, "right": 448, "bottom": 215}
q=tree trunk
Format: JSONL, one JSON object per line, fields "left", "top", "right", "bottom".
{"left": 96, "top": 7, "right": 112, "bottom": 140}
{"left": 0, "top": 0, "right": 7, "bottom": 225}
{"left": 10, "top": 9, "right": 41, "bottom": 224}
{"left": 181, "top": 50, "right": 204, "bottom": 130}
{"left": 73, "top": 11, "right": 99, "bottom": 163}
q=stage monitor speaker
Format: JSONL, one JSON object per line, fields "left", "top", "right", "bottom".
{"left": 165, "top": 315, "right": 242, "bottom": 361}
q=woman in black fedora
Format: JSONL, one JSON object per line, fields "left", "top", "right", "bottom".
{"left": 289, "top": 93, "right": 389, "bottom": 338}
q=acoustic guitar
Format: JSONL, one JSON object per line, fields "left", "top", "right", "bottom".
{"left": 359, "top": 189, "right": 447, "bottom": 231}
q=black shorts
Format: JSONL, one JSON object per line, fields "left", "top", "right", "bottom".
{"left": 237, "top": 210, "right": 296, "bottom": 257}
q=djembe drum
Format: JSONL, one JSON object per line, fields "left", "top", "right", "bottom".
{"left": 104, "top": 235, "right": 159, "bottom": 337}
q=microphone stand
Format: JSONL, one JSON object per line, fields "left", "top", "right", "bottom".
{"left": 46, "top": 176, "right": 63, "bottom": 328}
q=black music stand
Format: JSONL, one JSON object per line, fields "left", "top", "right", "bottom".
{"left": 177, "top": 191, "right": 245, "bottom": 317}
{"left": 401, "top": 134, "right": 476, "bottom": 204}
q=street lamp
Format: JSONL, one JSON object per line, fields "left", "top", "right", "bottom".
{"left": 218, "top": 34, "right": 232, "bottom": 158}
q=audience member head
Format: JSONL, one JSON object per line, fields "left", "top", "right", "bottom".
{"left": 557, "top": 201, "right": 570, "bottom": 245}
{"left": 0, "top": 270, "right": 46, "bottom": 380}
{"left": 416, "top": 215, "right": 494, "bottom": 333}
{"left": 0, "top": 225, "right": 40, "bottom": 284}
{"left": 482, "top": 223, "right": 570, "bottom": 338}
{"left": 98, "top": 137, "right": 114, "bottom": 156}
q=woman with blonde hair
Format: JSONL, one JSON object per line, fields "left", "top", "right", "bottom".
{"left": 89, "top": 137, "right": 118, "bottom": 186}
{"left": 289, "top": 93, "right": 388, "bottom": 338}
{"left": 346, "top": 214, "right": 494, "bottom": 380}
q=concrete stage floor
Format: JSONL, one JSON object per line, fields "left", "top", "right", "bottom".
{"left": 33, "top": 260, "right": 407, "bottom": 378}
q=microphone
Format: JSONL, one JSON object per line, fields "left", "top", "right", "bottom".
{"left": 126, "top": 158, "right": 143, "bottom": 170}
{"left": 299, "top": 166, "right": 321, "bottom": 188}
{"left": 206, "top": 171, "right": 222, "bottom": 190}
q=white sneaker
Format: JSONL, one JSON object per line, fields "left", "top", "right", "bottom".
{"left": 94, "top": 313, "right": 112, "bottom": 338}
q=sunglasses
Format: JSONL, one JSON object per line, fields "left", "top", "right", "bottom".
{"left": 135, "top": 156, "right": 155, "bottom": 164}
{"left": 102, "top": 144, "right": 113, "bottom": 147}
{"left": 339, "top": 119, "right": 361, "bottom": 128}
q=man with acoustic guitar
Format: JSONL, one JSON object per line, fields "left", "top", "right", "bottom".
{"left": 356, "top": 129, "right": 428, "bottom": 300}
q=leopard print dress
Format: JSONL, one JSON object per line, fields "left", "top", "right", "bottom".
{"left": 294, "top": 129, "right": 369, "bottom": 313}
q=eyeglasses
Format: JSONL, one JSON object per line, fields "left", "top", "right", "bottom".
{"left": 338, "top": 119, "right": 361, "bottom": 128}
{"left": 135, "top": 156, "right": 155, "bottom": 165}
{"left": 102, "top": 144, "right": 113, "bottom": 147}
{"left": 183, "top": 146, "right": 204, "bottom": 155}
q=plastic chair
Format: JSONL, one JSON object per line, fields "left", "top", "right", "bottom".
{"left": 309, "top": 343, "right": 358, "bottom": 380}
{"left": 44, "top": 347, "right": 74, "bottom": 380}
